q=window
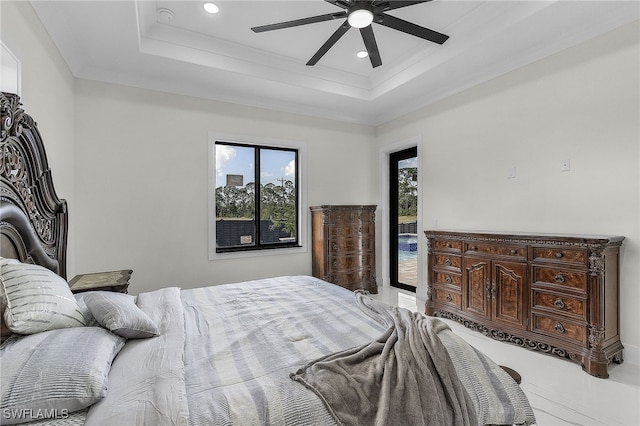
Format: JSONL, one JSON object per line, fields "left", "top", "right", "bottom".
{"left": 210, "top": 139, "right": 302, "bottom": 255}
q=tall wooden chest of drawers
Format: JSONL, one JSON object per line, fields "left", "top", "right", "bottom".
{"left": 310, "top": 205, "right": 377, "bottom": 294}
{"left": 424, "top": 230, "right": 624, "bottom": 378}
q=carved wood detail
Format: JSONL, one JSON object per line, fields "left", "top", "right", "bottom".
{"left": 425, "top": 230, "right": 624, "bottom": 378}
{"left": 0, "top": 92, "right": 68, "bottom": 278}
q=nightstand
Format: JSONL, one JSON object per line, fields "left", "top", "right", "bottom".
{"left": 68, "top": 269, "right": 133, "bottom": 294}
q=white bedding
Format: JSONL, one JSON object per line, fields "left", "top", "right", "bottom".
{"left": 181, "top": 275, "right": 385, "bottom": 425}
{"left": 20, "top": 276, "right": 535, "bottom": 425}
{"left": 84, "top": 287, "right": 189, "bottom": 426}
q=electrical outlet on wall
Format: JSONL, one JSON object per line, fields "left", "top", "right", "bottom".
{"left": 507, "top": 166, "right": 516, "bottom": 179}
{"left": 561, "top": 158, "right": 571, "bottom": 172}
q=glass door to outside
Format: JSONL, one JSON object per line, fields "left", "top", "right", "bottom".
{"left": 390, "top": 147, "right": 418, "bottom": 292}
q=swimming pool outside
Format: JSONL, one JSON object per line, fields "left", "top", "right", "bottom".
{"left": 398, "top": 234, "right": 417, "bottom": 286}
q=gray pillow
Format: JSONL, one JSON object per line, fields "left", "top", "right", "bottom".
{"left": 0, "top": 326, "right": 125, "bottom": 424}
{"left": 0, "top": 259, "right": 85, "bottom": 334}
{"left": 83, "top": 291, "right": 159, "bottom": 339}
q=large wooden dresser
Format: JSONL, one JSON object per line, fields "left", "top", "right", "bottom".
{"left": 311, "top": 205, "right": 377, "bottom": 293}
{"left": 424, "top": 230, "right": 624, "bottom": 378}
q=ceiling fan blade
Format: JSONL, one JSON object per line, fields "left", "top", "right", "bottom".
{"left": 377, "top": 13, "right": 449, "bottom": 44}
{"left": 324, "top": 0, "right": 352, "bottom": 10}
{"left": 374, "top": 0, "right": 432, "bottom": 11}
{"left": 360, "top": 26, "right": 382, "bottom": 68}
{"left": 307, "top": 21, "right": 351, "bottom": 66}
{"left": 252, "top": 11, "right": 347, "bottom": 33}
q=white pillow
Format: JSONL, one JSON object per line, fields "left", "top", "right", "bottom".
{"left": 83, "top": 291, "right": 159, "bottom": 339}
{"left": 0, "top": 326, "right": 125, "bottom": 424}
{"left": 0, "top": 259, "right": 85, "bottom": 334}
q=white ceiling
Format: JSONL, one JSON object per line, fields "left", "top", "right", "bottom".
{"left": 31, "top": 0, "right": 639, "bottom": 125}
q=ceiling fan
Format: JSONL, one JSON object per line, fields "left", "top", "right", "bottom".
{"left": 251, "top": 0, "right": 449, "bottom": 68}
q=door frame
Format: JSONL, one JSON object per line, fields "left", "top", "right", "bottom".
{"left": 378, "top": 136, "right": 425, "bottom": 303}
{"left": 390, "top": 146, "right": 418, "bottom": 292}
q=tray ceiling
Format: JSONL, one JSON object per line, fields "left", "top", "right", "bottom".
{"left": 30, "top": 1, "right": 639, "bottom": 125}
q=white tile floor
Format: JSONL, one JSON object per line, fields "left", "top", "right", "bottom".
{"left": 370, "top": 286, "right": 640, "bottom": 426}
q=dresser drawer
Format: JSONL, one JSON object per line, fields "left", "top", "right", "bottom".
{"left": 327, "top": 209, "right": 374, "bottom": 224}
{"left": 328, "top": 223, "right": 374, "bottom": 238}
{"left": 465, "top": 243, "right": 526, "bottom": 259}
{"left": 329, "top": 252, "right": 373, "bottom": 270}
{"left": 531, "top": 289, "right": 586, "bottom": 319}
{"left": 329, "top": 237, "right": 373, "bottom": 252}
{"left": 432, "top": 287, "right": 462, "bottom": 310}
{"left": 531, "top": 313, "right": 587, "bottom": 346}
{"left": 433, "top": 271, "right": 462, "bottom": 288}
{"left": 329, "top": 270, "right": 375, "bottom": 288}
{"left": 532, "top": 247, "right": 588, "bottom": 266}
{"left": 433, "top": 254, "right": 461, "bottom": 271}
{"left": 432, "top": 240, "right": 462, "bottom": 253}
{"left": 532, "top": 266, "right": 587, "bottom": 292}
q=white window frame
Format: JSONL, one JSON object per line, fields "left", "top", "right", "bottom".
{"left": 208, "top": 132, "right": 308, "bottom": 260}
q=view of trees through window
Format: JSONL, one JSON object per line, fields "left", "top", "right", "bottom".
{"left": 398, "top": 165, "right": 418, "bottom": 219}
{"left": 215, "top": 142, "right": 298, "bottom": 251}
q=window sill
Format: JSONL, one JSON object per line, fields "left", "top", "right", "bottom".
{"left": 208, "top": 244, "right": 307, "bottom": 261}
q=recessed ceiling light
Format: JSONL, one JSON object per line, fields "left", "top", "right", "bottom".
{"left": 356, "top": 50, "right": 369, "bottom": 59}
{"left": 203, "top": 2, "right": 219, "bottom": 14}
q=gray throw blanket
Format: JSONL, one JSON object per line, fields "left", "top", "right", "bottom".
{"left": 291, "top": 293, "right": 478, "bottom": 426}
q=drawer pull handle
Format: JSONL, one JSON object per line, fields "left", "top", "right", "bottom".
{"left": 446, "top": 243, "right": 451, "bottom": 248}
{"left": 444, "top": 258, "right": 452, "bottom": 266}
{"left": 332, "top": 243, "right": 338, "bottom": 250}
{"left": 470, "top": 246, "right": 477, "bottom": 250}
{"left": 555, "top": 322, "right": 566, "bottom": 333}
{"left": 554, "top": 298, "right": 565, "bottom": 309}
{"left": 510, "top": 249, "right": 517, "bottom": 255}
{"left": 445, "top": 275, "right": 453, "bottom": 284}
{"left": 555, "top": 252, "right": 564, "bottom": 259}
{"left": 445, "top": 294, "right": 453, "bottom": 302}
{"left": 554, "top": 273, "right": 565, "bottom": 284}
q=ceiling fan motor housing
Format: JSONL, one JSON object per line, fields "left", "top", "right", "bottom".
{"left": 347, "top": 2, "right": 374, "bottom": 28}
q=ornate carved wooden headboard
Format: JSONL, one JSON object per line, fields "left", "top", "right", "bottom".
{"left": 0, "top": 92, "right": 68, "bottom": 279}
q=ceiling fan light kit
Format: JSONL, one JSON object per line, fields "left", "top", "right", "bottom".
{"left": 347, "top": 6, "right": 374, "bottom": 28}
{"left": 251, "top": 0, "right": 449, "bottom": 68}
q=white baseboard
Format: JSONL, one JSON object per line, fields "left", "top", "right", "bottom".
{"left": 623, "top": 343, "right": 639, "bottom": 366}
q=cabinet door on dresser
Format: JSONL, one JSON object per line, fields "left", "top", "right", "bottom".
{"left": 463, "top": 257, "right": 527, "bottom": 329}
{"left": 492, "top": 260, "right": 527, "bottom": 330}
{"left": 463, "top": 257, "right": 490, "bottom": 320}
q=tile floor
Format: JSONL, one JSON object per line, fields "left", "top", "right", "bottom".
{"left": 370, "top": 286, "right": 640, "bottom": 426}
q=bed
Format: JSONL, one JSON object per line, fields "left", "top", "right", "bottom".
{"left": 0, "top": 91, "right": 536, "bottom": 425}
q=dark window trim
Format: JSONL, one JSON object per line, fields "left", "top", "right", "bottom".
{"left": 215, "top": 140, "right": 300, "bottom": 253}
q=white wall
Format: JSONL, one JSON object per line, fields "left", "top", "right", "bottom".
{"left": 73, "top": 80, "right": 377, "bottom": 294}
{"left": 1, "top": 1, "right": 76, "bottom": 276}
{"left": 376, "top": 22, "right": 640, "bottom": 351}
{"left": 5, "top": 0, "right": 638, "bottom": 355}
